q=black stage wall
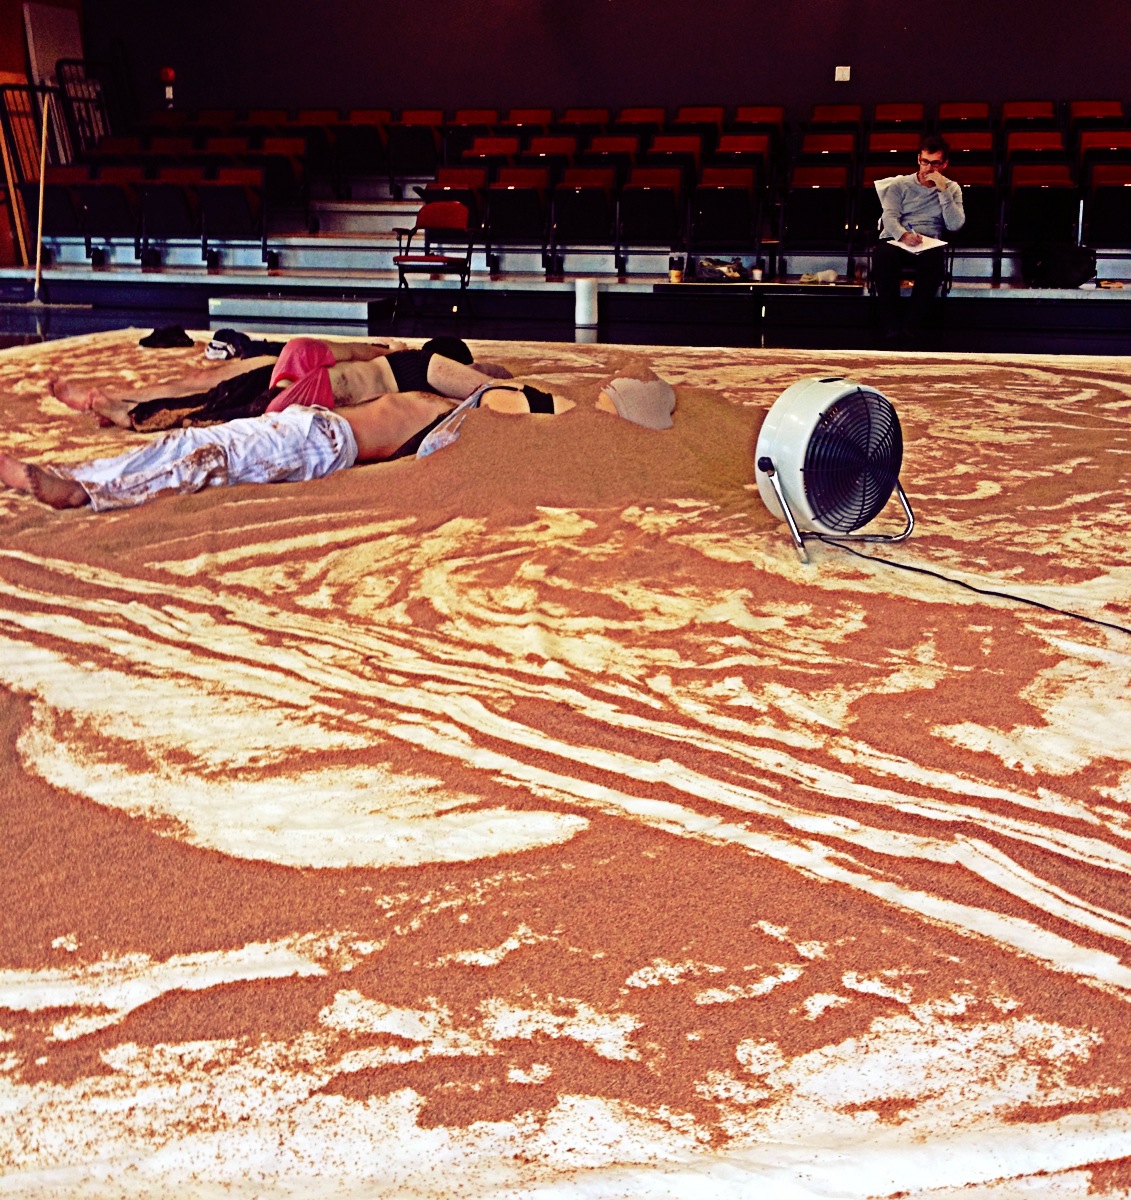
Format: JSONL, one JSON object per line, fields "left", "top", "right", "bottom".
{"left": 83, "top": 0, "right": 1129, "bottom": 118}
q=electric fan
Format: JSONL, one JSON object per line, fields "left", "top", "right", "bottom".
{"left": 755, "top": 376, "right": 915, "bottom": 563}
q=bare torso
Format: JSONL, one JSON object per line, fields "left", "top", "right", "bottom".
{"left": 340, "top": 391, "right": 457, "bottom": 462}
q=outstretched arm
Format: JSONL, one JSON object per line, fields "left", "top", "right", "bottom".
{"left": 50, "top": 356, "right": 275, "bottom": 412}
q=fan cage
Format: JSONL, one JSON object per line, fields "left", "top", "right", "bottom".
{"left": 802, "top": 388, "right": 903, "bottom": 532}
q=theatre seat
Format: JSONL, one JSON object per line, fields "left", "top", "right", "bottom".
{"left": 780, "top": 164, "right": 853, "bottom": 255}
{"left": 579, "top": 135, "right": 639, "bottom": 187}
{"left": 1003, "top": 163, "right": 1080, "bottom": 246}
{"left": 1084, "top": 163, "right": 1131, "bottom": 246}
{"left": 616, "top": 166, "right": 683, "bottom": 271}
{"left": 419, "top": 166, "right": 488, "bottom": 226}
{"left": 139, "top": 166, "right": 202, "bottom": 260}
{"left": 483, "top": 166, "right": 551, "bottom": 271}
{"left": 517, "top": 135, "right": 577, "bottom": 186}
{"left": 688, "top": 166, "right": 759, "bottom": 255}
{"left": 547, "top": 167, "right": 617, "bottom": 269}
{"left": 871, "top": 102, "right": 926, "bottom": 130}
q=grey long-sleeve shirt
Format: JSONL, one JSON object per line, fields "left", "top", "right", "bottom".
{"left": 879, "top": 173, "right": 965, "bottom": 241}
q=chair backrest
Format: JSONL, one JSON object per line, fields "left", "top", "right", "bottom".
{"left": 1001, "top": 100, "right": 1057, "bottom": 125}
{"left": 626, "top": 166, "right": 682, "bottom": 190}
{"left": 733, "top": 105, "right": 784, "bottom": 128}
{"left": 454, "top": 108, "right": 498, "bottom": 125}
{"left": 587, "top": 135, "right": 638, "bottom": 155}
{"left": 945, "top": 130, "right": 995, "bottom": 153}
{"left": 674, "top": 105, "right": 724, "bottom": 127}
{"left": 525, "top": 135, "right": 576, "bottom": 156}
{"left": 809, "top": 103, "right": 862, "bottom": 126}
{"left": 465, "top": 135, "right": 519, "bottom": 157}
{"left": 873, "top": 102, "right": 925, "bottom": 125}
{"left": 506, "top": 107, "right": 552, "bottom": 125}
{"left": 1077, "top": 129, "right": 1131, "bottom": 158}
{"left": 799, "top": 132, "right": 856, "bottom": 157}
{"left": 790, "top": 164, "right": 849, "bottom": 187}
{"left": 297, "top": 109, "right": 340, "bottom": 125}
{"left": 938, "top": 101, "right": 992, "bottom": 125}
{"left": 434, "top": 166, "right": 488, "bottom": 187}
{"left": 699, "top": 166, "right": 755, "bottom": 191}
{"left": 246, "top": 107, "right": 288, "bottom": 125}
{"left": 615, "top": 106, "right": 666, "bottom": 126}
{"left": 648, "top": 134, "right": 701, "bottom": 160}
{"left": 1005, "top": 130, "right": 1066, "bottom": 156}
{"left": 1009, "top": 162, "right": 1075, "bottom": 188}
{"left": 947, "top": 163, "right": 996, "bottom": 187}
{"left": 213, "top": 166, "right": 264, "bottom": 187}
{"left": 1069, "top": 100, "right": 1124, "bottom": 124}
{"left": 716, "top": 133, "right": 770, "bottom": 159}
{"left": 1089, "top": 162, "right": 1131, "bottom": 187}
{"left": 415, "top": 200, "right": 471, "bottom": 230}
{"left": 493, "top": 166, "right": 549, "bottom": 189}
{"left": 398, "top": 109, "right": 444, "bottom": 126}
{"left": 559, "top": 107, "right": 609, "bottom": 126}
{"left": 348, "top": 109, "right": 391, "bottom": 125}
{"left": 866, "top": 131, "right": 920, "bottom": 157}
{"left": 560, "top": 167, "right": 615, "bottom": 190}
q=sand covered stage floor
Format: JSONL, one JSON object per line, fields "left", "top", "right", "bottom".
{"left": 0, "top": 330, "right": 1129, "bottom": 1199}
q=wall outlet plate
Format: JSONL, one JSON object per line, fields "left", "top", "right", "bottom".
{"left": 835, "top": 65, "right": 851, "bottom": 81}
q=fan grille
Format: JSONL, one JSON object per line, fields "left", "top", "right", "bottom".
{"left": 803, "top": 388, "right": 903, "bottom": 532}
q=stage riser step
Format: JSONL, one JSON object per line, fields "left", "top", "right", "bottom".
{"left": 39, "top": 238, "right": 674, "bottom": 278}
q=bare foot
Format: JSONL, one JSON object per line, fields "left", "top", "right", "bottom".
{"left": 90, "top": 393, "right": 136, "bottom": 429}
{"left": 49, "top": 375, "right": 107, "bottom": 413}
{"left": 0, "top": 453, "right": 90, "bottom": 508}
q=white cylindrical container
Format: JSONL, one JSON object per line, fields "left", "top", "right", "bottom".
{"left": 575, "top": 277, "right": 599, "bottom": 326}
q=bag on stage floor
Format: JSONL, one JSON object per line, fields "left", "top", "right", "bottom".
{"left": 1020, "top": 243, "right": 1097, "bottom": 288}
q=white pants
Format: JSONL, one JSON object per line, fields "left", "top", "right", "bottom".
{"left": 63, "top": 407, "right": 358, "bottom": 511}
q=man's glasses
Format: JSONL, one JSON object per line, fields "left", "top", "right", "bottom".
{"left": 918, "top": 156, "right": 946, "bottom": 167}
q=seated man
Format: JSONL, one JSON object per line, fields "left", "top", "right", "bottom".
{"left": 872, "top": 134, "right": 965, "bottom": 342}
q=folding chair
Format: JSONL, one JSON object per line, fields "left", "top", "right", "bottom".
{"left": 391, "top": 200, "right": 475, "bottom": 318}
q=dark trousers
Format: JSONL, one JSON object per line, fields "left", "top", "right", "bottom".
{"left": 128, "top": 363, "right": 281, "bottom": 432}
{"left": 873, "top": 240, "right": 947, "bottom": 337}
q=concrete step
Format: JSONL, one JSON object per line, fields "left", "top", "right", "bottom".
{"left": 38, "top": 234, "right": 674, "bottom": 278}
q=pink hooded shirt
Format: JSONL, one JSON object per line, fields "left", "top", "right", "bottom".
{"left": 264, "top": 338, "right": 337, "bottom": 413}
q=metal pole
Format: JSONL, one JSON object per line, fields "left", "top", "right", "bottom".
{"left": 32, "top": 90, "right": 50, "bottom": 303}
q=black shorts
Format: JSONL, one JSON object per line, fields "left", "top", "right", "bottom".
{"left": 385, "top": 349, "right": 431, "bottom": 393}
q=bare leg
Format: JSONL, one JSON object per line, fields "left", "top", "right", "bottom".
{"left": 425, "top": 356, "right": 575, "bottom": 413}
{"left": 0, "top": 453, "right": 90, "bottom": 508}
{"left": 89, "top": 393, "right": 138, "bottom": 429}
{"left": 50, "top": 358, "right": 273, "bottom": 413}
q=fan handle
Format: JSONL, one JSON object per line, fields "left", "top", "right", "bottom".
{"left": 756, "top": 456, "right": 916, "bottom": 564}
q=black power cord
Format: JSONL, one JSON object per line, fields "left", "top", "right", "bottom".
{"left": 814, "top": 537, "right": 1131, "bottom": 638}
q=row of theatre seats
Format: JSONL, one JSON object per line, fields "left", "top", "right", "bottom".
{"left": 401, "top": 97, "right": 1131, "bottom": 272}
{"left": 28, "top": 97, "right": 1131, "bottom": 272}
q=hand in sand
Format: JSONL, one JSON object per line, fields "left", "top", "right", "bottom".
{"left": 0, "top": 453, "right": 90, "bottom": 508}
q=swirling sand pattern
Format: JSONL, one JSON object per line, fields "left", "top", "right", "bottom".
{"left": 0, "top": 333, "right": 1129, "bottom": 1198}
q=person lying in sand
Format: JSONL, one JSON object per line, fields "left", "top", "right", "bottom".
{"left": 50, "top": 335, "right": 405, "bottom": 420}
{"left": 1, "top": 371, "right": 576, "bottom": 512}
{"left": 50, "top": 335, "right": 513, "bottom": 432}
